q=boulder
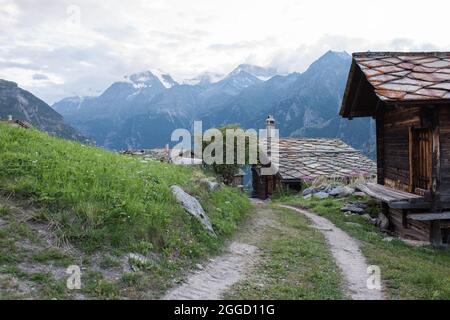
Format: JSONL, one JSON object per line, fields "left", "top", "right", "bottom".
{"left": 302, "top": 187, "right": 315, "bottom": 196}
{"left": 313, "top": 191, "right": 329, "bottom": 199}
{"left": 170, "top": 186, "right": 216, "bottom": 236}
{"left": 341, "top": 203, "right": 365, "bottom": 215}
{"left": 354, "top": 192, "right": 367, "bottom": 198}
{"left": 377, "top": 213, "right": 389, "bottom": 231}
{"left": 361, "top": 214, "right": 377, "bottom": 225}
{"left": 329, "top": 186, "right": 355, "bottom": 198}
{"left": 124, "top": 253, "right": 159, "bottom": 272}
{"left": 199, "top": 178, "right": 221, "bottom": 191}
{"left": 303, "top": 194, "right": 312, "bottom": 200}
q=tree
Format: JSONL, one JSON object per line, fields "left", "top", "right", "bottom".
{"left": 202, "top": 124, "right": 257, "bottom": 185}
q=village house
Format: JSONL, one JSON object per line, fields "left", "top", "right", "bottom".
{"left": 0, "top": 115, "right": 32, "bottom": 129}
{"left": 122, "top": 146, "right": 202, "bottom": 165}
{"left": 252, "top": 116, "right": 376, "bottom": 200}
{"left": 340, "top": 52, "right": 450, "bottom": 245}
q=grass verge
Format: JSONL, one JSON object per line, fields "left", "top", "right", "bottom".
{"left": 277, "top": 195, "right": 450, "bottom": 300}
{"left": 225, "top": 206, "right": 344, "bottom": 300}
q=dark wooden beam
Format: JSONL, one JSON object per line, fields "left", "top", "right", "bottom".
{"left": 375, "top": 114, "right": 385, "bottom": 185}
{"left": 349, "top": 73, "right": 364, "bottom": 119}
{"left": 389, "top": 201, "right": 432, "bottom": 210}
{"left": 430, "top": 221, "right": 443, "bottom": 246}
{"left": 408, "top": 127, "right": 414, "bottom": 193}
{"left": 431, "top": 106, "right": 441, "bottom": 209}
{"left": 408, "top": 212, "right": 450, "bottom": 221}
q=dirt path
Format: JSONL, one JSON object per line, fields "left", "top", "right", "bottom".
{"left": 279, "top": 205, "right": 385, "bottom": 300}
{"left": 163, "top": 199, "right": 275, "bottom": 300}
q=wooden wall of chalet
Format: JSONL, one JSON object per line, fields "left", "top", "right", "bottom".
{"left": 378, "top": 106, "right": 422, "bottom": 192}
{"left": 438, "top": 106, "right": 450, "bottom": 203}
{"left": 377, "top": 104, "right": 450, "bottom": 242}
{"left": 251, "top": 168, "right": 278, "bottom": 200}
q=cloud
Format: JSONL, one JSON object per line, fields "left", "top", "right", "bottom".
{"left": 32, "top": 73, "right": 49, "bottom": 80}
{"left": 0, "top": 0, "right": 449, "bottom": 104}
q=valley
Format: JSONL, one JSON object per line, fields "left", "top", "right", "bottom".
{"left": 52, "top": 51, "right": 376, "bottom": 157}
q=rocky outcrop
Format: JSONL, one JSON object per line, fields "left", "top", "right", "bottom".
{"left": 170, "top": 186, "right": 216, "bottom": 236}
{"left": 303, "top": 184, "right": 355, "bottom": 199}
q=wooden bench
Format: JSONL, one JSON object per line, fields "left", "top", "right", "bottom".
{"left": 357, "top": 183, "right": 430, "bottom": 209}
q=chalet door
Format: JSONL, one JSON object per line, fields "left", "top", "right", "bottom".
{"left": 267, "top": 176, "right": 274, "bottom": 195}
{"left": 410, "top": 128, "right": 433, "bottom": 192}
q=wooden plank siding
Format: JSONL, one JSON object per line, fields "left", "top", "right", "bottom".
{"left": 379, "top": 106, "right": 422, "bottom": 192}
{"left": 437, "top": 105, "right": 450, "bottom": 205}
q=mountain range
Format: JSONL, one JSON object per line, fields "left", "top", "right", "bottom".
{"left": 0, "top": 79, "right": 88, "bottom": 142}
{"left": 53, "top": 50, "right": 375, "bottom": 156}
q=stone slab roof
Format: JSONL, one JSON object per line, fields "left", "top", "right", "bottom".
{"left": 266, "top": 138, "right": 376, "bottom": 181}
{"left": 353, "top": 52, "right": 450, "bottom": 102}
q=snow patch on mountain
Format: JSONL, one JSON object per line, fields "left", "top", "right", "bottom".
{"left": 124, "top": 70, "right": 178, "bottom": 89}
{"left": 229, "top": 64, "right": 278, "bottom": 81}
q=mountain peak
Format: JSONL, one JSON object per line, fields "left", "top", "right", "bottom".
{"left": 229, "top": 64, "right": 278, "bottom": 81}
{"left": 321, "top": 50, "right": 351, "bottom": 61}
{"left": 126, "top": 70, "right": 178, "bottom": 89}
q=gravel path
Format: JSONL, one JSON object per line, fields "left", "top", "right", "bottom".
{"left": 163, "top": 199, "right": 272, "bottom": 300}
{"left": 279, "top": 205, "right": 385, "bottom": 300}
{"left": 163, "top": 242, "right": 258, "bottom": 300}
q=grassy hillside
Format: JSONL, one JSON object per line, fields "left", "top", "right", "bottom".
{"left": 0, "top": 124, "right": 250, "bottom": 299}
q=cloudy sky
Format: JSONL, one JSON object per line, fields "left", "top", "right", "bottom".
{"left": 1, "top": 0, "right": 449, "bottom": 104}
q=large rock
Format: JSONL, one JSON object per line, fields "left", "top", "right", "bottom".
{"left": 199, "top": 178, "right": 221, "bottom": 191}
{"left": 313, "top": 191, "right": 329, "bottom": 199}
{"left": 170, "top": 186, "right": 216, "bottom": 236}
{"left": 377, "top": 213, "right": 389, "bottom": 231}
{"left": 341, "top": 202, "right": 366, "bottom": 215}
{"left": 329, "top": 186, "right": 355, "bottom": 198}
{"left": 302, "top": 187, "right": 315, "bottom": 196}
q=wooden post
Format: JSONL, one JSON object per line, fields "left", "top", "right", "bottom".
{"left": 430, "top": 221, "right": 443, "bottom": 246}
{"left": 376, "top": 113, "right": 385, "bottom": 185}
{"left": 402, "top": 209, "right": 408, "bottom": 228}
{"left": 408, "top": 127, "right": 415, "bottom": 193}
{"left": 431, "top": 107, "right": 441, "bottom": 208}
{"left": 430, "top": 106, "right": 442, "bottom": 246}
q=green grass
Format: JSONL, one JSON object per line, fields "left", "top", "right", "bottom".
{"left": 0, "top": 125, "right": 251, "bottom": 298}
{"left": 225, "top": 207, "right": 344, "bottom": 300}
{"left": 277, "top": 195, "right": 450, "bottom": 300}
{"left": 0, "top": 205, "right": 8, "bottom": 217}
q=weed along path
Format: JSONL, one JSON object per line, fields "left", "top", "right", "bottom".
{"left": 279, "top": 205, "right": 385, "bottom": 300}
{"left": 163, "top": 199, "right": 274, "bottom": 300}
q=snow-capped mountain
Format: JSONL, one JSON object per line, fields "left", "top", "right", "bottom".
{"left": 126, "top": 70, "right": 179, "bottom": 89}
{"left": 229, "top": 64, "right": 278, "bottom": 81}
{"left": 53, "top": 52, "right": 375, "bottom": 156}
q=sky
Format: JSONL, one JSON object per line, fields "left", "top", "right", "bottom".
{"left": 1, "top": 0, "right": 450, "bottom": 104}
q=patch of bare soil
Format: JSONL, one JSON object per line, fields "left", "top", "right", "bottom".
{"left": 279, "top": 205, "right": 385, "bottom": 300}
{"left": 0, "top": 195, "right": 129, "bottom": 299}
{"left": 163, "top": 199, "right": 276, "bottom": 300}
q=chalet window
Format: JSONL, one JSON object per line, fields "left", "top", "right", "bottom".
{"left": 409, "top": 128, "right": 433, "bottom": 194}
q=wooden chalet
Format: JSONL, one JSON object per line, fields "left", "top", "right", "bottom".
{"left": 341, "top": 52, "right": 450, "bottom": 245}
{"left": 252, "top": 117, "right": 376, "bottom": 200}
